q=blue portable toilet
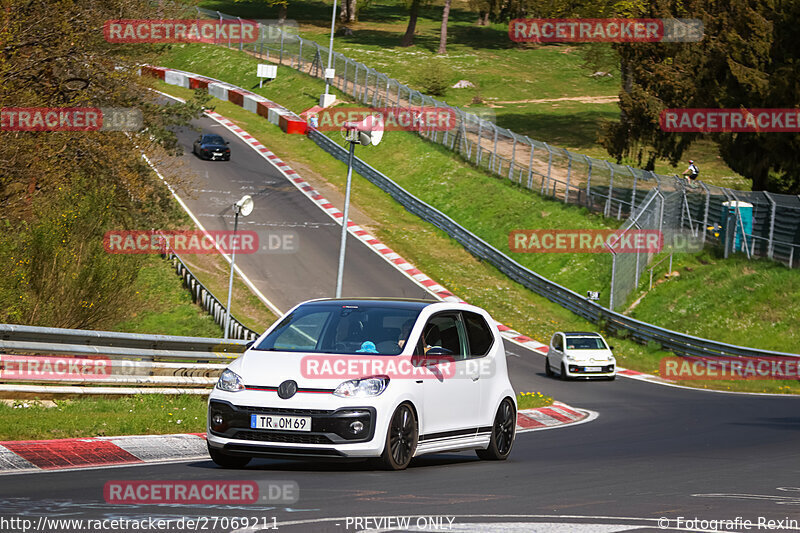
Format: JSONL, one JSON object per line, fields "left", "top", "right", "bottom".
{"left": 720, "top": 201, "right": 753, "bottom": 252}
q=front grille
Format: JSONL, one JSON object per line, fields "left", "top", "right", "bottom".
{"left": 232, "top": 405, "right": 332, "bottom": 415}
{"left": 233, "top": 431, "right": 333, "bottom": 444}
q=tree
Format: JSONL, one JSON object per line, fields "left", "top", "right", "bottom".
{"left": 401, "top": 0, "right": 422, "bottom": 46}
{"left": 603, "top": 0, "right": 800, "bottom": 192}
{"left": 437, "top": 0, "right": 452, "bottom": 54}
{"left": 235, "top": 0, "right": 289, "bottom": 23}
{"left": 0, "top": 0, "right": 210, "bottom": 327}
{"left": 340, "top": 0, "right": 357, "bottom": 23}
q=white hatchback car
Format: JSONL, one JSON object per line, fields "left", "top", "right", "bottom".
{"left": 207, "top": 298, "right": 517, "bottom": 470}
{"left": 545, "top": 331, "right": 616, "bottom": 380}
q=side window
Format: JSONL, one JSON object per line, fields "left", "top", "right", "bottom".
{"left": 552, "top": 334, "right": 563, "bottom": 351}
{"left": 419, "top": 313, "right": 468, "bottom": 360}
{"left": 463, "top": 311, "right": 494, "bottom": 358}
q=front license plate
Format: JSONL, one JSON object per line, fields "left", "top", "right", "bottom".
{"left": 585, "top": 366, "right": 602, "bottom": 372}
{"left": 250, "top": 414, "right": 311, "bottom": 431}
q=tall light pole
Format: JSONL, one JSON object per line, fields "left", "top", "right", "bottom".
{"left": 335, "top": 116, "right": 384, "bottom": 297}
{"left": 224, "top": 195, "right": 254, "bottom": 339}
{"left": 335, "top": 140, "right": 356, "bottom": 298}
{"left": 321, "top": 0, "right": 338, "bottom": 107}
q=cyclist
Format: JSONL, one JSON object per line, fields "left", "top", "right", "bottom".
{"left": 682, "top": 160, "right": 699, "bottom": 187}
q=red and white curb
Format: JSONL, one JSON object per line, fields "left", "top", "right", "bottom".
{"left": 0, "top": 433, "right": 208, "bottom": 475}
{"left": 0, "top": 404, "right": 589, "bottom": 474}
{"left": 516, "top": 401, "right": 595, "bottom": 434}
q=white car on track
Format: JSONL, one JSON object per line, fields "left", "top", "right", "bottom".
{"left": 207, "top": 298, "right": 517, "bottom": 470}
{"left": 545, "top": 331, "right": 616, "bottom": 380}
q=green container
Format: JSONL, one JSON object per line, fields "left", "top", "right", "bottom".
{"left": 720, "top": 201, "right": 753, "bottom": 252}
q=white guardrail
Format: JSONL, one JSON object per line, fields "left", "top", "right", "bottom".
{"left": 0, "top": 324, "right": 249, "bottom": 397}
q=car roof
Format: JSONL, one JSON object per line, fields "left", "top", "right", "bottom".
{"left": 562, "top": 331, "right": 602, "bottom": 337}
{"left": 300, "top": 298, "right": 437, "bottom": 311}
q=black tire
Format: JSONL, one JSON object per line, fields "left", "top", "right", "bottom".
{"left": 379, "top": 403, "right": 418, "bottom": 470}
{"left": 560, "top": 363, "right": 570, "bottom": 381}
{"left": 207, "top": 443, "right": 251, "bottom": 468}
{"left": 476, "top": 398, "right": 516, "bottom": 461}
{"left": 545, "top": 356, "right": 554, "bottom": 377}
{"left": 607, "top": 374, "right": 616, "bottom": 381}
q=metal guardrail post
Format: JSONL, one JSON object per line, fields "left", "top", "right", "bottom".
{"left": 526, "top": 137, "right": 535, "bottom": 189}
{"left": 279, "top": 26, "right": 284, "bottom": 64}
{"left": 605, "top": 161, "right": 615, "bottom": 217}
{"left": 585, "top": 155, "right": 592, "bottom": 208}
{"left": 508, "top": 134, "right": 517, "bottom": 180}
{"left": 476, "top": 118, "right": 483, "bottom": 166}
{"left": 609, "top": 249, "right": 618, "bottom": 310}
{"left": 699, "top": 181, "right": 711, "bottom": 245}
{"left": 626, "top": 165, "right": 637, "bottom": 211}
{"left": 298, "top": 38, "right": 303, "bottom": 70}
{"left": 765, "top": 191, "right": 776, "bottom": 259}
{"left": 237, "top": 17, "right": 243, "bottom": 50}
{"left": 564, "top": 151, "right": 572, "bottom": 204}
{"left": 491, "top": 125, "right": 499, "bottom": 173}
{"left": 542, "top": 143, "right": 552, "bottom": 195}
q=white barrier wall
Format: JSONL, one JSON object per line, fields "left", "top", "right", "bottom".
{"left": 208, "top": 83, "right": 229, "bottom": 101}
{"left": 164, "top": 70, "right": 190, "bottom": 88}
{"left": 243, "top": 94, "right": 269, "bottom": 114}
{"left": 268, "top": 106, "right": 291, "bottom": 125}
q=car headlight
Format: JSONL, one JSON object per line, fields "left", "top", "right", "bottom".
{"left": 333, "top": 376, "right": 389, "bottom": 398}
{"left": 216, "top": 369, "right": 245, "bottom": 392}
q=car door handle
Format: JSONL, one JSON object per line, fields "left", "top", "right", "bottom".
{"left": 471, "top": 376, "right": 480, "bottom": 382}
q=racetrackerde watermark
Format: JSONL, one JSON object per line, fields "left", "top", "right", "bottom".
{"left": 0, "top": 107, "right": 142, "bottom": 132}
{"left": 314, "top": 107, "right": 457, "bottom": 132}
{"left": 104, "top": 480, "right": 298, "bottom": 504}
{"left": 661, "top": 108, "right": 800, "bottom": 132}
{"left": 509, "top": 18, "right": 703, "bottom": 43}
{"left": 0, "top": 355, "right": 146, "bottom": 380}
{"left": 509, "top": 229, "right": 663, "bottom": 254}
{"left": 302, "top": 355, "right": 455, "bottom": 380}
{"left": 104, "top": 19, "right": 259, "bottom": 43}
{"left": 660, "top": 356, "right": 800, "bottom": 380}
{"left": 300, "top": 355, "right": 496, "bottom": 380}
{"left": 103, "top": 230, "right": 259, "bottom": 255}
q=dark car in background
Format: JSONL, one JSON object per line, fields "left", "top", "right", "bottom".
{"left": 192, "top": 133, "right": 230, "bottom": 161}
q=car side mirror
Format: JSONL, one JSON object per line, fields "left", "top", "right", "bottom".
{"left": 609, "top": 346, "right": 615, "bottom": 351}
{"left": 245, "top": 340, "right": 255, "bottom": 349}
{"left": 225, "top": 141, "right": 230, "bottom": 145}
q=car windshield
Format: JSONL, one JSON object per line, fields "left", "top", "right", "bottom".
{"left": 253, "top": 302, "right": 423, "bottom": 355}
{"left": 204, "top": 135, "right": 225, "bottom": 144}
{"left": 566, "top": 337, "right": 607, "bottom": 350}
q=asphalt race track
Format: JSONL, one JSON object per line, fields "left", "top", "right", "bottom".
{"left": 165, "top": 114, "right": 435, "bottom": 311}
{"left": 2, "top": 114, "right": 798, "bottom": 533}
